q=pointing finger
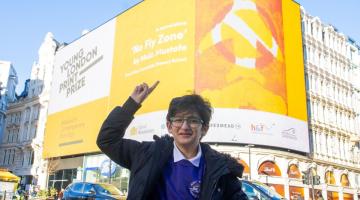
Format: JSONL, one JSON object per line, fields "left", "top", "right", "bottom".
{"left": 148, "top": 81, "right": 160, "bottom": 94}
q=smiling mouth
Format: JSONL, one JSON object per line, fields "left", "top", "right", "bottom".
{"left": 179, "top": 133, "right": 192, "bottom": 137}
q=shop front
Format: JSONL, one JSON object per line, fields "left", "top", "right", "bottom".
{"left": 0, "top": 168, "right": 20, "bottom": 196}
{"left": 325, "top": 171, "right": 338, "bottom": 200}
{"left": 341, "top": 174, "right": 353, "bottom": 200}
{"left": 289, "top": 186, "right": 304, "bottom": 200}
{"left": 84, "top": 154, "right": 130, "bottom": 194}
{"left": 47, "top": 156, "right": 83, "bottom": 191}
{"left": 309, "top": 189, "right": 323, "bottom": 200}
{"left": 258, "top": 161, "right": 284, "bottom": 196}
{"left": 327, "top": 190, "right": 339, "bottom": 200}
{"left": 343, "top": 193, "right": 353, "bottom": 200}
{"left": 288, "top": 164, "right": 304, "bottom": 200}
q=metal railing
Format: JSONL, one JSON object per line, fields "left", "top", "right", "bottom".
{"left": 0, "top": 191, "right": 15, "bottom": 200}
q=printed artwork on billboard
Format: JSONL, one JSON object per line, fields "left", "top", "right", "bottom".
{"left": 195, "top": 0, "right": 287, "bottom": 115}
{"left": 191, "top": 0, "right": 308, "bottom": 152}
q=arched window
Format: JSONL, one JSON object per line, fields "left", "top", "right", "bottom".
{"left": 325, "top": 171, "right": 336, "bottom": 185}
{"left": 340, "top": 174, "right": 350, "bottom": 187}
{"left": 287, "top": 164, "right": 301, "bottom": 179}
{"left": 237, "top": 159, "right": 249, "bottom": 174}
{"left": 258, "top": 161, "right": 281, "bottom": 176}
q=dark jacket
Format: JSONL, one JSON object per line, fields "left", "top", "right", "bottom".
{"left": 97, "top": 97, "right": 248, "bottom": 200}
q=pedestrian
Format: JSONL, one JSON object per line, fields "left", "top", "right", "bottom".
{"left": 97, "top": 81, "right": 248, "bottom": 200}
{"left": 58, "top": 188, "right": 64, "bottom": 200}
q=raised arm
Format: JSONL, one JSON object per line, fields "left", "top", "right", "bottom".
{"left": 96, "top": 81, "right": 159, "bottom": 169}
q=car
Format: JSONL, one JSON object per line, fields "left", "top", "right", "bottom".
{"left": 242, "top": 180, "right": 286, "bottom": 200}
{"left": 63, "top": 182, "right": 123, "bottom": 200}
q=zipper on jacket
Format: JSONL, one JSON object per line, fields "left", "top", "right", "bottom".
{"left": 209, "top": 179, "right": 218, "bottom": 200}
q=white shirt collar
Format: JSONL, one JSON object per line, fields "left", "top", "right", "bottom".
{"left": 173, "top": 142, "right": 202, "bottom": 167}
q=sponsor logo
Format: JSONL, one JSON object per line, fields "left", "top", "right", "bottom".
{"left": 263, "top": 167, "right": 275, "bottom": 173}
{"left": 130, "top": 127, "right": 138, "bottom": 135}
{"left": 210, "top": 123, "right": 241, "bottom": 129}
{"left": 129, "top": 125, "right": 154, "bottom": 135}
{"left": 250, "top": 123, "right": 274, "bottom": 134}
{"left": 281, "top": 128, "right": 297, "bottom": 140}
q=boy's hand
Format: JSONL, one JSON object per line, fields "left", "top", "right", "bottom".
{"left": 130, "top": 81, "right": 159, "bottom": 104}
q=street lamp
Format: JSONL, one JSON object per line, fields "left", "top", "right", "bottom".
{"left": 246, "top": 144, "right": 255, "bottom": 180}
{"left": 303, "top": 168, "right": 315, "bottom": 200}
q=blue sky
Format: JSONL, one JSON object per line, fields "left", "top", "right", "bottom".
{"left": 0, "top": 0, "right": 141, "bottom": 93}
{"left": 1, "top": 0, "right": 359, "bottom": 93}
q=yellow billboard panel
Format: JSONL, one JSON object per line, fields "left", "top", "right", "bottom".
{"left": 283, "top": 0, "right": 307, "bottom": 121}
{"left": 44, "top": 97, "right": 109, "bottom": 158}
{"left": 109, "top": 0, "right": 195, "bottom": 113}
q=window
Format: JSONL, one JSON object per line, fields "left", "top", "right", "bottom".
{"left": 39, "top": 86, "right": 43, "bottom": 94}
{"left": 24, "top": 122, "right": 29, "bottom": 141}
{"left": 49, "top": 168, "right": 77, "bottom": 190}
{"left": 71, "top": 183, "right": 84, "bottom": 192}
{"left": 83, "top": 183, "right": 95, "bottom": 193}
{"left": 11, "top": 130, "right": 15, "bottom": 143}
{"left": 3, "top": 150, "right": 7, "bottom": 164}
{"left": 12, "top": 149, "right": 15, "bottom": 164}
{"left": 21, "top": 153, "right": 24, "bottom": 166}
{"left": 33, "top": 126, "right": 37, "bottom": 139}
{"left": 6, "top": 149, "right": 10, "bottom": 165}
{"left": 15, "top": 129, "right": 19, "bottom": 142}
{"left": 30, "top": 150, "right": 34, "bottom": 165}
{"left": 25, "top": 108, "right": 31, "bottom": 121}
{"left": 6, "top": 130, "right": 10, "bottom": 143}
{"left": 11, "top": 114, "right": 15, "bottom": 124}
{"left": 33, "top": 104, "right": 40, "bottom": 120}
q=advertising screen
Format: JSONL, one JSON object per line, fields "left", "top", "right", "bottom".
{"left": 44, "top": 0, "right": 308, "bottom": 158}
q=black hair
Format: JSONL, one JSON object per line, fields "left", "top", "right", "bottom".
{"left": 166, "top": 94, "right": 213, "bottom": 126}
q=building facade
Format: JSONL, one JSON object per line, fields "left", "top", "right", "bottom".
{"left": 0, "top": 32, "right": 59, "bottom": 191}
{"left": 0, "top": 61, "right": 18, "bottom": 141}
{"left": 300, "top": 7, "right": 360, "bottom": 199}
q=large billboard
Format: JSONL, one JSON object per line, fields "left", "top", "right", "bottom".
{"left": 44, "top": 0, "right": 308, "bottom": 158}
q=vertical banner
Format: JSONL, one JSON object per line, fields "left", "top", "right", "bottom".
{"left": 44, "top": 20, "right": 116, "bottom": 158}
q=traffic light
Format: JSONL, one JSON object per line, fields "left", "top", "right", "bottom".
{"left": 313, "top": 175, "right": 321, "bottom": 185}
{"left": 302, "top": 175, "right": 309, "bottom": 184}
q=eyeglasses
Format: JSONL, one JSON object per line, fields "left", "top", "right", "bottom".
{"left": 170, "top": 117, "right": 204, "bottom": 128}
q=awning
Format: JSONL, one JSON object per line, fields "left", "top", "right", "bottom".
{"left": 0, "top": 170, "right": 20, "bottom": 182}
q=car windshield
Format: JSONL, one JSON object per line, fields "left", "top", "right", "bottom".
{"left": 251, "top": 182, "right": 284, "bottom": 199}
{"left": 96, "top": 183, "right": 122, "bottom": 195}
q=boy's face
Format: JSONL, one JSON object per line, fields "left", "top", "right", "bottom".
{"left": 166, "top": 110, "right": 209, "bottom": 148}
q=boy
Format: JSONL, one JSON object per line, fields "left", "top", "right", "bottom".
{"left": 97, "top": 81, "right": 247, "bottom": 199}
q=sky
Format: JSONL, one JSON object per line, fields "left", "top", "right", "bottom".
{"left": 0, "top": 0, "right": 141, "bottom": 93}
{"left": 1, "top": 0, "right": 359, "bottom": 94}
